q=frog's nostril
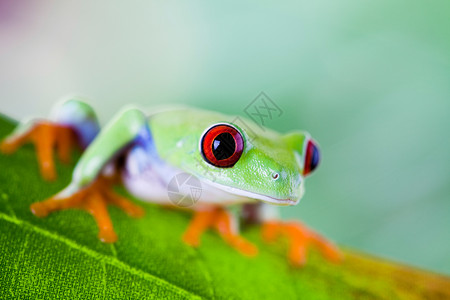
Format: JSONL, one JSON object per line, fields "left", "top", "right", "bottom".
{"left": 304, "top": 140, "right": 320, "bottom": 176}
{"left": 271, "top": 172, "right": 280, "bottom": 180}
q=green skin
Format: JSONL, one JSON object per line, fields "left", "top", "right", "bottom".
{"left": 61, "top": 104, "right": 314, "bottom": 208}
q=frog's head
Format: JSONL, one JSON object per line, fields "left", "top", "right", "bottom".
{"left": 194, "top": 122, "right": 320, "bottom": 206}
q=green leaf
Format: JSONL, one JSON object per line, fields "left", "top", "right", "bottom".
{"left": 0, "top": 115, "right": 448, "bottom": 299}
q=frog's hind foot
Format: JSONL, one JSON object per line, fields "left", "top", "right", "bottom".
{"left": 183, "top": 207, "right": 258, "bottom": 256}
{"left": 1, "top": 121, "right": 80, "bottom": 181}
{"left": 262, "top": 221, "right": 343, "bottom": 266}
{"left": 30, "top": 176, "right": 145, "bottom": 243}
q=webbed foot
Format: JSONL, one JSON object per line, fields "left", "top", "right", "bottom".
{"left": 30, "top": 176, "right": 144, "bottom": 242}
{"left": 1, "top": 121, "right": 80, "bottom": 180}
{"left": 262, "top": 220, "right": 342, "bottom": 266}
{"left": 183, "top": 207, "right": 258, "bottom": 256}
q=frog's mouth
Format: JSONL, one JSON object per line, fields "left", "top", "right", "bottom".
{"left": 204, "top": 180, "right": 300, "bottom": 206}
{"left": 231, "top": 188, "right": 299, "bottom": 206}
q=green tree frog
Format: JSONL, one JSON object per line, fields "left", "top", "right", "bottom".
{"left": 0, "top": 96, "right": 341, "bottom": 266}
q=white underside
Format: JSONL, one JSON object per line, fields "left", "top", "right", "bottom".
{"left": 122, "top": 169, "right": 258, "bottom": 207}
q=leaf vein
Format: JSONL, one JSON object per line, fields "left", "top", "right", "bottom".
{"left": 187, "top": 247, "right": 215, "bottom": 300}
{"left": 0, "top": 212, "right": 202, "bottom": 300}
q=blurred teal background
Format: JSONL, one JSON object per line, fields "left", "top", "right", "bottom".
{"left": 0, "top": 1, "right": 449, "bottom": 275}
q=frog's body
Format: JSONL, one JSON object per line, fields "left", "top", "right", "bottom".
{"left": 0, "top": 96, "right": 341, "bottom": 266}
{"left": 125, "top": 108, "right": 305, "bottom": 207}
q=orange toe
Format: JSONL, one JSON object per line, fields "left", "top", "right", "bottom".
{"left": 262, "top": 221, "right": 342, "bottom": 266}
{"left": 2, "top": 121, "right": 81, "bottom": 181}
{"left": 182, "top": 231, "right": 201, "bottom": 247}
{"left": 228, "top": 236, "right": 259, "bottom": 257}
{"left": 0, "top": 140, "right": 17, "bottom": 154}
{"left": 183, "top": 207, "right": 259, "bottom": 256}
{"left": 124, "top": 204, "right": 145, "bottom": 218}
{"left": 30, "top": 202, "right": 51, "bottom": 217}
{"left": 182, "top": 209, "right": 214, "bottom": 247}
{"left": 104, "top": 188, "right": 145, "bottom": 218}
{"left": 309, "top": 231, "right": 343, "bottom": 263}
{"left": 288, "top": 237, "right": 308, "bottom": 266}
{"left": 40, "top": 162, "right": 57, "bottom": 181}
{"left": 98, "top": 229, "right": 118, "bottom": 243}
{"left": 55, "top": 126, "right": 76, "bottom": 164}
{"left": 30, "top": 176, "right": 143, "bottom": 243}
{"left": 1, "top": 126, "right": 34, "bottom": 154}
{"left": 261, "top": 221, "right": 280, "bottom": 243}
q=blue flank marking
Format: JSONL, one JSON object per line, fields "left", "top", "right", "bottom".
{"left": 76, "top": 120, "right": 100, "bottom": 148}
{"left": 128, "top": 125, "right": 164, "bottom": 173}
{"left": 135, "top": 125, "right": 160, "bottom": 159}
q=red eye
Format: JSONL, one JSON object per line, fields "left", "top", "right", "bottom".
{"left": 201, "top": 124, "right": 244, "bottom": 168}
{"left": 303, "top": 140, "right": 320, "bottom": 176}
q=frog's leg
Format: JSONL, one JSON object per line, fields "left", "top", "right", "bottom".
{"left": 247, "top": 203, "right": 342, "bottom": 266}
{"left": 30, "top": 107, "right": 147, "bottom": 242}
{"left": 0, "top": 97, "right": 100, "bottom": 180}
{"left": 183, "top": 206, "right": 258, "bottom": 256}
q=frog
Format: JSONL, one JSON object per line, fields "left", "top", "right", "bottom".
{"left": 0, "top": 96, "right": 341, "bottom": 266}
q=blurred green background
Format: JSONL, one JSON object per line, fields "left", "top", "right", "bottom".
{"left": 0, "top": 1, "right": 449, "bottom": 275}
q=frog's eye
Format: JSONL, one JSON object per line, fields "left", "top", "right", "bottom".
{"left": 303, "top": 140, "right": 320, "bottom": 176}
{"left": 200, "top": 124, "right": 244, "bottom": 168}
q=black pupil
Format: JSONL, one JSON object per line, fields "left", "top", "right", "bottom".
{"left": 212, "top": 133, "right": 235, "bottom": 160}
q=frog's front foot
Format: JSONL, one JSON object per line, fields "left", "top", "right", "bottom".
{"left": 183, "top": 207, "right": 258, "bottom": 257}
{"left": 30, "top": 176, "right": 145, "bottom": 242}
{"left": 262, "top": 221, "right": 343, "bottom": 266}
{"left": 0, "top": 121, "right": 80, "bottom": 181}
